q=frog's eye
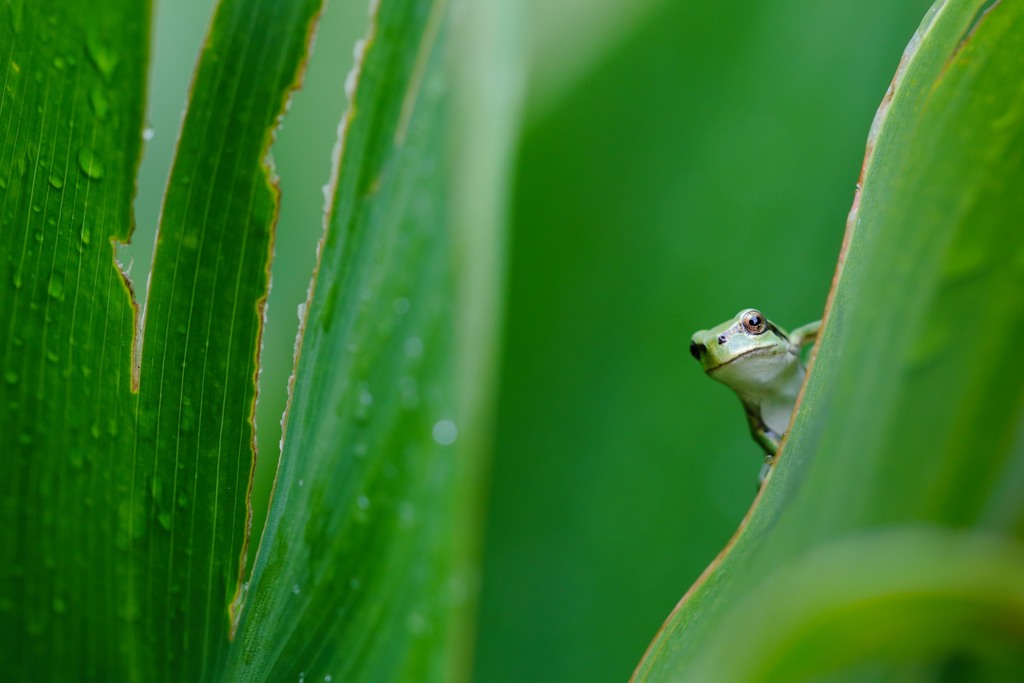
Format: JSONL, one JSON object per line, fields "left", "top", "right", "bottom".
{"left": 742, "top": 310, "right": 767, "bottom": 334}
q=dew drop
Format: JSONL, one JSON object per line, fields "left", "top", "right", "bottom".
{"left": 86, "top": 34, "right": 119, "bottom": 79}
{"left": 182, "top": 233, "right": 199, "bottom": 250}
{"left": 432, "top": 419, "right": 458, "bottom": 446}
{"left": 354, "top": 383, "right": 374, "bottom": 423}
{"left": 404, "top": 337, "right": 423, "bottom": 358}
{"left": 357, "top": 495, "right": 370, "bottom": 510}
{"left": 90, "top": 423, "right": 101, "bottom": 439}
{"left": 78, "top": 148, "right": 104, "bottom": 180}
{"left": 80, "top": 223, "right": 91, "bottom": 246}
{"left": 47, "top": 276, "right": 65, "bottom": 301}
{"left": 46, "top": 350, "right": 58, "bottom": 363}
{"left": 89, "top": 87, "right": 109, "bottom": 119}
{"left": 291, "top": 584, "right": 300, "bottom": 595}
{"left": 48, "top": 174, "right": 63, "bottom": 189}
{"left": 11, "top": 270, "right": 21, "bottom": 288}
{"left": 3, "top": 370, "right": 17, "bottom": 385}
{"left": 177, "top": 494, "right": 189, "bottom": 508}
{"left": 142, "top": 127, "right": 155, "bottom": 141}
{"left": 158, "top": 511, "right": 172, "bottom": 531}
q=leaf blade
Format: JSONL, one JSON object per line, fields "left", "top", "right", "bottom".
{"left": 0, "top": 1, "right": 149, "bottom": 679}
{"left": 132, "top": 0, "right": 324, "bottom": 678}
{"left": 227, "top": 0, "right": 520, "bottom": 679}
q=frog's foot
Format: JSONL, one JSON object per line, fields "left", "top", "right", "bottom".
{"left": 757, "top": 454, "right": 774, "bottom": 488}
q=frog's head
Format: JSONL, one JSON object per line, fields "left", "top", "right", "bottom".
{"left": 689, "top": 309, "right": 791, "bottom": 392}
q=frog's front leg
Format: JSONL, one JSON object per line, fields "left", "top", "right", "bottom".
{"left": 790, "top": 320, "right": 821, "bottom": 350}
{"left": 744, "top": 406, "right": 781, "bottom": 486}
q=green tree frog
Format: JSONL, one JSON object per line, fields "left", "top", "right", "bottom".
{"left": 689, "top": 309, "right": 820, "bottom": 484}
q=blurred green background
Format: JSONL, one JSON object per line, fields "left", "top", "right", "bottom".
{"left": 126, "top": 0, "right": 934, "bottom": 681}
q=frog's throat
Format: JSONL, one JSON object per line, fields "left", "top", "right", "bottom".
{"left": 705, "top": 345, "right": 782, "bottom": 374}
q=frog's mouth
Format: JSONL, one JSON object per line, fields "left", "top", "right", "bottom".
{"left": 706, "top": 345, "right": 781, "bottom": 374}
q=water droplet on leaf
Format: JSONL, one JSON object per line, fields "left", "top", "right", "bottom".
{"left": 404, "top": 337, "right": 423, "bottom": 358}
{"left": 432, "top": 419, "right": 458, "bottom": 446}
{"left": 355, "top": 383, "right": 374, "bottom": 423}
{"left": 47, "top": 276, "right": 65, "bottom": 301}
{"left": 86, "top": 34, "right": 119, "bottom": 79}
{"left": 78, "top": 148, "right": 104, "bottom": 180}
{"left": 89, "top": 87, "right": 109, "bottom": 119}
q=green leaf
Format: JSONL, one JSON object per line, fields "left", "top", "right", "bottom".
{"left": 0, "top": 2, "right": 148, "bottom": 678}
{"left": 225, "top": 0, "right": 521, "bottom": 679}
{"left": 133, "top": 0, "right": 324, "bottom": 679}
{"left": 634, "top": 0, "right": 1024, "bottom": 679}
{"left": 1, "top": 0, "right": 325, "bottom": 679}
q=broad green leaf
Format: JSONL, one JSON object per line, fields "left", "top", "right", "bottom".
{"left": 1, "top": 0, "right": 324, "bottom": 679}
{"left": 0, "top": 2, "right": 148, "bottom": 679}
{"left": 635, "top": 0, "right": 1024, "bottom": 679}
{"left": 134, "top": 0, "right": 323, "bottom": 679}
{"left": 225, "top": 0, "right": 521, "bottom": 679}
